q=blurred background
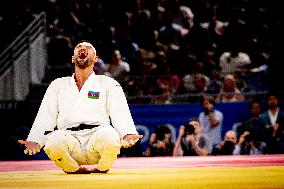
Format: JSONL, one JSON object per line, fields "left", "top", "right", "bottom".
{"left": 0, "top": 0, "right": 282, "bottom": 160}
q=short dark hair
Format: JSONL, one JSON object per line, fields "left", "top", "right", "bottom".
{"left": 250, "top": 98, "right": 262, "bottom": 108}
{"left": 200, "top": 95, "right": 215, "bottom": 106}
{"left": 188, "top": 117, "right": 200, "bottom": 124}
{"left": 266, "top": 91, "right": 279, "bottom": 100}
{"left": 155, "top": 124, "right": 171, "bottom": 140}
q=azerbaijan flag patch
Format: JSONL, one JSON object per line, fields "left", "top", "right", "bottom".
{"left": 88, "top": 91, "right": 100, "bottom": 99}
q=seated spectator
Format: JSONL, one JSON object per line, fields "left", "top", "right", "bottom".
{"left": 193, "top": 73, "right": 210, "bottom": 94}
{"left": 93, "top": 52, "right": 108, "bottom": 75}
{"left": 234, "top": 99, "right": 264, "bottom": 140}
{"left": 213, "top": 130, "right": 238, "bottom": 155}
{"left": 154, "top": 69, "right": 181, "bottom": 104}
{"left": 145, "top": 125, "right": 174, "bottom": 156}
{"left": 219, "top": 47, "right": 251, "bottom": 74}
{"left": 234, "top": 131, "right": 266, "bottom": 155}
{"left": 181, "top": 73, "right": 210, "bottom": 94}
{"left": 105, "top": 49, "right": 130, "bottom": 85}
{"left": 216, "top": 74, "right": 245, "bottom": 103}
{"left": 173, "top": 118, "right": 212, "bottom": 156}
{"left": 207, "top": 71, "right": 222, "bottom": 94}
{"left": 231, "top": 99, "right": 267, "bottom": 155}
{"left": 47, "top": 22, "right": 73, "bottom": 67}
{"left": 180, "top": 73, "right": 210, "bottom": 103}
{"left": 243, "top": 51, "right": 269, "bottom": 92}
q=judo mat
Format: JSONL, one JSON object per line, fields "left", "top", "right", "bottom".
{"left": 1, "top": 155, "right": 284, "bottom": 189}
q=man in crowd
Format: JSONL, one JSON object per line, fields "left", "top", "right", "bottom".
{"left": 173, "top": 118, "right": 212, "bottom": 156}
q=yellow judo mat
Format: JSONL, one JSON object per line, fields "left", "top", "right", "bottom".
{"left": 0, "top": 166, "right": 284, "bottom": 189}
{"left": 1, "top": 155, "right": 284, "bottom": 189}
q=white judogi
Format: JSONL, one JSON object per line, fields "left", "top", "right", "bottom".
{"left": 27, "top": 72, "right": 138, "bottom": 172}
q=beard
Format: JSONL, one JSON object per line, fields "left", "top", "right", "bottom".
{"left": 268, "top": 104, "right": 277, "bottom": 110}
{"left": 74, "top": 58, "right": 92, "bottom": 69}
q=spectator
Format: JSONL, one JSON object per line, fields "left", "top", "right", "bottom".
{"left": 216, "top": 74, "right": 245, "bottom": 103}
{"left": 243, "top": 51, "right": 269, "bottom": 92}
{"left": 47, "top": 22, "right": 73, "bottom": 67}
{"left": 154, "top": 67, "right": 181, "bottom": 104}
{"left": 213, "top": 130, "right": 238, "bottom": 155}
{"left": 198, "top": 96, "right": 223, "bottom": 148}
{"left": 173, "top": 118, "right": 212, "bottom": 156}
{"left": 219, "top": 47, "right": 251, "bottom": 75}
{"left": 234, "top": 99, "right": 264, "bottom": 140}
{"left": 234, "top": 131, "right": 266, "bottom": 155}
{"left": 119, "top": 31, "right": 140, "bottom": 74}
{"left": 207, "top": 71, "right": 222, "bottom": 94}
{"left": 180, "top": 72, "right": 210, "bottom": 103}
{"left": 145, "top": 125, "right": 174, "bottom": 156}
{"left": 105, "top": 49, "right": 131, "bottom": 85}
{"left": 259, "top": 92, "right": 284, "bottom": 154}
{"left": 192, "top": 73, "right": 210, "bottom": 94}
{"left": 231, "top": 99, "right": 267, "bottom": 155}
{"left": 93, "top": 53, "right": 108, "bottom": 75}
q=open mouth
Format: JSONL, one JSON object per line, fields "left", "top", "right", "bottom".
{"left": 79, "top": 52, "right": 87, "bottom": 59}
{"left": 78, "top": 49, "right": 88, "bottom": 59}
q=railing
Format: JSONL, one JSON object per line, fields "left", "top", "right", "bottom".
{"left": 0, "top": 12, "right": 47, "bottom": 101}
{"left": 126, "top": 91, "right": 269, "bottom": 104}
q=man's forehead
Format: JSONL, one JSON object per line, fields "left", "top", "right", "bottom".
{"left": 75, "top": 42, "right": 96, "bottom": 53}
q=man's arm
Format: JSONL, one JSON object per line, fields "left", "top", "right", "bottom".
{"left": 191, "top": 142, "right": 209, "bottom": 156}
{"left": 173, "top": 125, "right": 185, "bottom": 156}
{"left": 18, "top": 80, "right": 59, "bottom": 154}
{"left": 191, "top": 135, "right": 212, "bottom": 156}
{"left": 105, "top": 77, "right": 142, "bottom": 147}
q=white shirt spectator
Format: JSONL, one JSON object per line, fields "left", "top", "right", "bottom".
{"left": 219, "top": 51, "right": 251, "bottom": 74}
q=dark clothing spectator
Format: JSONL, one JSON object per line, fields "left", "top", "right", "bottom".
{"left": 145, "top": 125, "right": 174, "bottom": 156}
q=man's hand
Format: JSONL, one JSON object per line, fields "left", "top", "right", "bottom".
{"left": 178, "top": 125, "right": 185, "bottom": 138}
{"left": 149, "top": 133, "right": 157, "bottom": 144}
{"left": 238, "top": 131, "right": 250, "bottom": 145}
{"left": 121, "top": 134, "right": 143, "bottom": 148}
{"left": 18, "top": 140, "right": 41, "bottom": 155}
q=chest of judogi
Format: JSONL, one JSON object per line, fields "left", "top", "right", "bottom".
{"left": 56, "top": 75, "right": 110, "bottom": 128}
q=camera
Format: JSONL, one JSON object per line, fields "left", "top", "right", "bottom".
{"left": 185, "top": 123, "right": 195, "bottom": 135}
{"left": 155, "top": 125, "right": 171, "bottom": 141}
{"left": 244, "top": 134, "right": 253, "bottom": 143}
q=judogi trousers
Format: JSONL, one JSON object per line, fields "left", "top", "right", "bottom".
{"left": 44, "top": 125, "right": 121, "bottom": 172}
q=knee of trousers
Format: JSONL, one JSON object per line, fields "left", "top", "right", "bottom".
{"left": 94, "top": 126, "right": 121, "bottom": 153}
{"left": 95, "top": 128, "right": 120, "bottom": 171}
{"left": 44, "top": 130, "right": 70, "bottom": 155}
{"left": 44, "top": 130, "right": 80, "bottom": 172}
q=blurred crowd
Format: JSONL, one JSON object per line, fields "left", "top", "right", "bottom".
{"left": 145, "top": 92, "right": 284, "bottom": 156}
{"left": 0, "top": 0, "right": 282, "bottom": 104}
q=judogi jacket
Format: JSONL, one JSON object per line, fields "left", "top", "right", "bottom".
{"left": 27, "top": 72, "right": 138, "bottom": 147}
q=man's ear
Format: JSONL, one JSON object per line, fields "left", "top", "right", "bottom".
{"left": 72, "top": 56, "right": 74, "bottom": 64}
{"left": 93, "top": 56, "right": 98, "bottom": 63}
